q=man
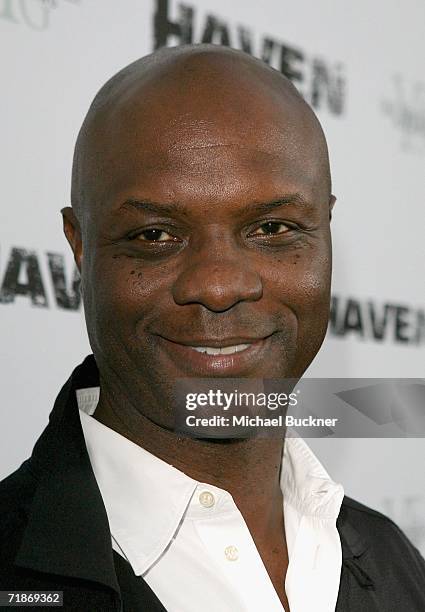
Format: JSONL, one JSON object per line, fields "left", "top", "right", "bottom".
{"left": 0, "top": 44, "right": 424, "bottom": 611}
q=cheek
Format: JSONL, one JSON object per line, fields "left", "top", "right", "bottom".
{"left": 82, "top": 254, "right": 174, "bottom": 348}
{"left": 265, "top": 242, "right": 332, "bottom": 313}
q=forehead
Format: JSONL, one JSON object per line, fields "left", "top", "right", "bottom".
{"left": 81, "top": 57, "right": 329, "bottom": 214}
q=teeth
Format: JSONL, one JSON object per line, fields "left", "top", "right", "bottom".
{"left": 191, "top": 344, "right": 250, "bottom": 355}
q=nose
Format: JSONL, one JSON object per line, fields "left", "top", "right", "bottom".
{"left": 172, "top": 249, "right": 263, "bottom": 313}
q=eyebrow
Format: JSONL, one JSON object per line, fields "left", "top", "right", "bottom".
{"left": 120, "top": 198, "right": 181, "bottom": 215}
{"left": 249, "top": 194, "right": 313, "bottom": 213}
{"left": 120, "top": 193, "right": 312, "bottom": 216}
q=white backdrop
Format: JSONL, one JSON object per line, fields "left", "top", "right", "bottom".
{"left": 1, "top": 0, "right": 424, "bottom": 554}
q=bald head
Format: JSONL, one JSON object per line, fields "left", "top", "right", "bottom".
{"left": 71, "top": 44, "right": 331, "bottom": 223}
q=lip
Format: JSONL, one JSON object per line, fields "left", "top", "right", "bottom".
{"left": 156, "top": 333, "right": 276, "bottom": 376}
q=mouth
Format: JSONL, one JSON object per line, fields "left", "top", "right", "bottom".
{"left": 156, "top": 334, "right": 276, "bottom": 376}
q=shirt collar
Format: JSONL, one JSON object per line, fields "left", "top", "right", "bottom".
{"left": 282, "top": 433, "right": 345, "bottom": 519}
{"left": 77, "top": 387, "right": 344, "bottom": 576}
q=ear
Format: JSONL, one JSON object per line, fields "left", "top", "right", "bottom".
{"left": 329, "top": 194, "right": 336, "bottom": 221}
{"left": 61, "top": 206, "right": 83, "bottom": 273}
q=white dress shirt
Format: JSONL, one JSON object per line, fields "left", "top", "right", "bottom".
{"left": 77, "top": 387, "right": 344, "bottom": 612}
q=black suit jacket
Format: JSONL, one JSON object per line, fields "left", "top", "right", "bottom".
{"left": 1, "top": 356, "right": 424, "bottom": 611}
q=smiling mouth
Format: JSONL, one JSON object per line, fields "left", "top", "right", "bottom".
{"left": 156, "top": 333, "right": 276, "bottom": 376}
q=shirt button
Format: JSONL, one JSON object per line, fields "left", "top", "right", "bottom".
{"left": 224, "top": 545, "right": 239, "bottom": 561}
{"left": 199, "top": 490, "right": 215, "bottom": 508}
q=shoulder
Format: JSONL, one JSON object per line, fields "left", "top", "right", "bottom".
{"left": 340, "top": 494, "right": 419, "bottom": 540}
{"left": 339, "top": 495, "right": 425, "bottom": 580}
{"left": 340, "top": 494, "right": 404, "bottom": 526}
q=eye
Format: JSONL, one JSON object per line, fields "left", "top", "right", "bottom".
{"left": 250, "top": 221, "right": 291, "bottom": 236}
{"left": 136, "top": 228, "right": 178, "bottom": 242}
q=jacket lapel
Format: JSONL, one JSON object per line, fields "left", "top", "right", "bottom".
{"left": 336, "top": 501, "right": 380, "bottom": 611}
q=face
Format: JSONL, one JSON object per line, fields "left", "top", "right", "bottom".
{"left": 64, "top": 57, "right": 334, "bottom": 428}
